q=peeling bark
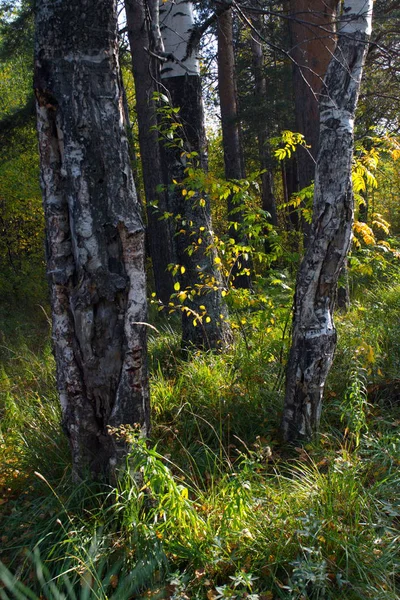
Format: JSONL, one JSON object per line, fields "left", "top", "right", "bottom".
{"left": 35, "top": 0, "right": 150, "bottom": 480}
{"left": 282, "top": 0, "right": 373, "bottom": 442}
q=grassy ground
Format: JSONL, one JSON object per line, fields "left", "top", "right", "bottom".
{"left": 0, "top": 281, "right": 399, "bottom": 599}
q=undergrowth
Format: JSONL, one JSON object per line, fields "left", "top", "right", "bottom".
{"left": 1, "top": 282, "right": 400, "bottom": 599}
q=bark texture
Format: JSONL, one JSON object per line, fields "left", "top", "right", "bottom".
{"left": 160, "top": 0, "right": 231, "bottom": 349}
{"left": 35, "top": 0, "right": 150, "bottom": 480}
{"left": 125, "top": 0, "right": 175, "bottom": 304}
{"left": 282, "top": 0, "right": 373, "bottom": 442}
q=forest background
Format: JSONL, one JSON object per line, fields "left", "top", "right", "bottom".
{"left": 0, "top": 1, "right": 400, "bottom": 599}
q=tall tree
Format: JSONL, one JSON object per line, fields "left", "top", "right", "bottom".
{"left": 159, "top": 0, "right": 231, "bottom": 349}
{"left": 249, "top": 12, "right": 278, "bottom": 227}
{"left": 217, "top": 7, "right": 245, "bottom": 184}
{"left": 217, "top": 6, "right": 251, "bottom": 287}
{"left": 34, "top": 0, "right": 150, "bottom": 481}
{"left": 282, "top": 0, "right": 374, "bottom": 442}
{"left": 125, "top": 0, "right": 176, "bottom": 304}
{"left": 288, "top": 0, "right": 337, "bottom": 191}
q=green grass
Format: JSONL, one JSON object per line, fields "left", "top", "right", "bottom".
{"left": 0, "top": 283, "right": 400, "bottom": 598}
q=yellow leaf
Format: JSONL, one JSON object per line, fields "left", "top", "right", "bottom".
{"left": 180, "top": 266, "right": 186, "bottom": 274}
{"left": 214, "top": 257, "right": 222, "bottom": 265}
{"left": 205, "top": 316, "right": 211, "bottom": 323}
{"left": 182, "top": 189, "right": 188, "bottom": 196}
{"left": 367, "top": 345, "right": 375, "bottom": 364}
{"left": 174, "top": 282, "right": 180, "bottom": 291}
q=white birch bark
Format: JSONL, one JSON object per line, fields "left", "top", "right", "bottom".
{"left": 159, "top": 0, "right": 199, "bottom": 77}
{"left": 34, "top": 0, "right": 150, "bottom": 480}
{"left": 282, "top": 0, "right": 373, "bottom": 442}
{"left": 159, "top": 0, "right": 231, "bottom": 349}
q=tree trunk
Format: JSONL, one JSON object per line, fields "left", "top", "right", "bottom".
{"left": 34, "top": 0, "right": 150, "bottom": 481}
{"left": 289, "top": 0, "right": 337, "bottom": 187}
{"left": 160, "top": 0, "right": 231, "bottom": 349}
{"left": 250, "top": 14, "right": 277, "bottom": 228}
{"left": 217, "top": 8, "right": 244, "bottom": 183}
{"left": 125, "top": 0, "right": 176, "bottom": 305}
{"left": 288, "top": 0, "right": 338, "bottom": 244}
{"left": 217, "top": 7, "right": 250, "bottom": 288}
{"left": 282, "top": 0, "right": 373, "bottom": 442}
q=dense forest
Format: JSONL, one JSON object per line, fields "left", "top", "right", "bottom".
{"left": 0, "top": 0, "right": 400, "bottom": 598}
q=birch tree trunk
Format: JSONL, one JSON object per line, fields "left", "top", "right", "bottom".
{"left": 125, "top": 0, "right": 176, "bottom": 305}
{"left": 34, "top": 0, "right": 150, "bottom": 481}
{"left": 282, "top": 0, "right": 373, "bottom": 442}
{"left": 160, "top": 0, "right": 231, "bottom": 349}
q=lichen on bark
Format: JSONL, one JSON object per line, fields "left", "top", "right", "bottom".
{"left": 34, "top": 0, "right": 150, "bottom": 481}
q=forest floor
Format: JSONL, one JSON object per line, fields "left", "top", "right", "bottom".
{"left": 0, "top": 275, "right": 400, "bottom": 599}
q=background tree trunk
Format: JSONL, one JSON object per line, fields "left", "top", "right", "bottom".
{"left": 282, "top": 0, "right": 373, "bottom": 442}
{"left": 288, "top": 0, "right": 338, "bottom": 243}
{"left": 125, "top": 0, "right": 175, "bottom": 304}
{"left": 160, "top": 0, "right": 231, "bottom": 349}
{"left": 250, "top": 14, "right": 278, "bottom": 228}
{"left": 289, "top": 0, "right": 337, "bottom": 185}
{"left": 217, "top": 8, "right": 245, "bottom": 183}
{"left": 217, "top": 7, "right": 251, "bottom": 288}
{"left": 34, "top": 0, "right": 150, "bottom": 481}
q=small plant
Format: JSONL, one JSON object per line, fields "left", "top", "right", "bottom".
{"left": 214, "top": 570, "right": 260, "bottom": 600}
{"left": 340, "top": 365, "right": 370, "bottom": 449}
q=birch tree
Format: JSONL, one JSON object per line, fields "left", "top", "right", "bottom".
{"left": 282, "top": 0, "right": 374, "bottom": 442}
{"left": 34, "top": 0, "right": 150, "bottom": 481}
{"left": 159, "top": 0, "right": 231, "bottom": 349}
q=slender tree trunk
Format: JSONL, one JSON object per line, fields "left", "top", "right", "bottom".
{"left": 217, "top": 8, "right": 244, "bottom": 183}
{"left": 160, "top": 0, "right": 231, "bottom": 349}
{"left": 282, "top": 0, "right": 373, "bottom": 442}
{"left": 250, "top": 14, "right": 277, "bottom": 228}
{"left": 217, "top": 7, "right": 251, "bottom": 288}
{"left": 34, "top": 0, "right": 150, "bottom": 481}
{"left": 125, "top": 0, "right": 175, "bottom": 304}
